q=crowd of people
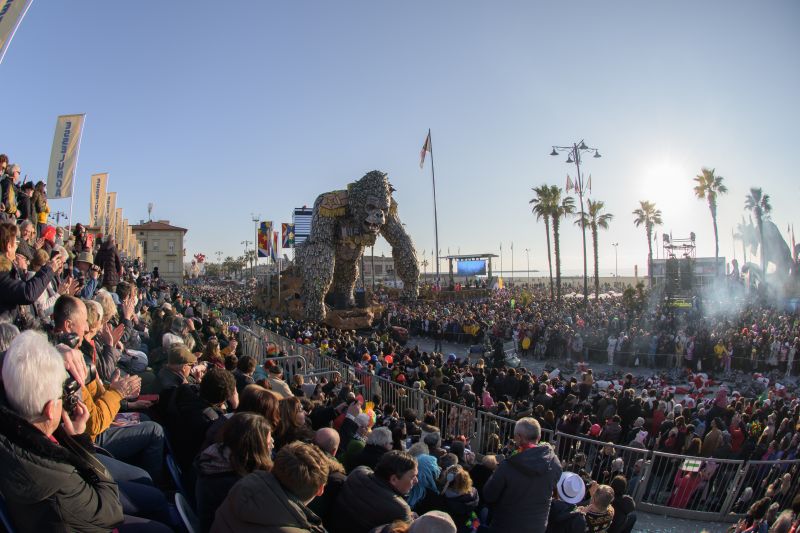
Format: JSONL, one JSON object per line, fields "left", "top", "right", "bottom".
{"left": 1, "top": 145, "right": 800, "bottom": 531}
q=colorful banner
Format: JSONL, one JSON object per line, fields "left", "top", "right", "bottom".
{"left": 281, "top": 223, "right": 295, "bottom": 248}
{"left": 88, "top": 173, "right": 107, "bottom": 227}
{"left": 0, "top": 0, "right": 34, "bottom": 65}
{"left": 258, "top": 221, "right": 272, "bottom": 258}
{"left": 46, "top": 114, "right": 85, "bottom": 199}
{"left": 104, "top": 192, "right": 117, "bottom": 238}
{"left": 271, "top": 231, "right": 279, "bottom": 262}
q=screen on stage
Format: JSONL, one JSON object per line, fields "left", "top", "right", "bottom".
{"left": 457, "top": 260, "right": 487, "bottom": 276}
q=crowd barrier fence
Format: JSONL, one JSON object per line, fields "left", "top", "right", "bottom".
{"left": 226, "top": 316, "right": 799, "bottom": 523}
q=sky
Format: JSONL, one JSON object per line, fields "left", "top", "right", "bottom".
{"left": 2, "top": 1, "right": 799, "bottom": 277}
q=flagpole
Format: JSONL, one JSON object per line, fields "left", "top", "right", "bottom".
{"left": 67, "top": 114, "right": 87, "bottom": 233}
{"left": 428, "top": 129, "right": 441, "bottom": 286}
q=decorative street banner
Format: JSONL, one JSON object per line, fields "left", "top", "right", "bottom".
{"left": 88, "top": 173, "right": 107, "bottom": 227}
{"left": 281, "top": 223, "right": 295, "bottom": 248}
{"left": 114, "top": 208, "right": 123, "bottom": 245}
{"left": 104, "top": 192, "right": 117, "bottom": 238}
{"left": 271, "top": 231, "right": 279, "bottom": 262}
{"left": 0, "top": 0, "right": 34, "bottom": 65}
{"left": 122, "top": 218, "right": 129, "bottom": 253}
{"left": 257, "top": 221, "right": 272, "bottom": 258}
{"left": 46, "top": 114, "right": 85, "bottom": 199}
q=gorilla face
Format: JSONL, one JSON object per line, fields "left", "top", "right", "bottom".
{"left": 363, "top": 194, "right": 389, "bottom": 234}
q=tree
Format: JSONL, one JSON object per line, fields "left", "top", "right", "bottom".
{"left": 744, "top": 187, "right": 772, "bottom": 278}
{"left": 632, "top": 200, "right": 663, "bottom": 286}
{"left": 693, "top": 168, "right": 728, "bottom": 276}
{"left": 575, "top": 199, "right": 613, "bottom": 299}
{"left": 529, "top": 185, "right": 557, "bottom": 300}
{"left": 551, "top": 188, "right": 576, "bottom": 300}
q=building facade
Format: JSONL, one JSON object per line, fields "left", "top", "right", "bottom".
{"left": 132, "top": 220, "right": 187, "bottom": 286}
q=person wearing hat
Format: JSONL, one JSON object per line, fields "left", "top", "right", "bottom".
{"left": 266, "top": 363, "right": 294, "bottom": 399}
{"left": 546, "top": 472, "right": 587, "bottom": 533}
{"left": 157, "top": 343, "right": 200, "bottom": 395}
{"left": 16, "top": 180, "right": 36, "bottom": 226}
{"left": 407, "top": 510, "right": 457, "bottom": 533}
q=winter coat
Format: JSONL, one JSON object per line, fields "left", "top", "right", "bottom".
{"left": 211, "top": 470, "right": 325, "bottom": 533}
{"left": 444, "top": 487, "right": 480, "bottom": 533}
{"left": 0, "top": 263, "right": 54, "bottom": 323}
{"left": 16, "top": 192, "right": 34, "bottom": 224}
{"left": 609, "top": 494, "right": 635, "bottom": 533}
{"left": 0, "top": 176, "right": 17, "bottom": 215}
{"left": 332, "top": 466, "right": 413, "bottom": 533}
{"left": 483, "top": 444, "right": 562, "bottom": 533}
{"left": 545, "top": 499, "right": 587, "bottom": 533}
{"left": 94, "top": 242, "right": 122, "bottom": 287}
{"left": 351, "top": 443, "right": 388, "bottom": 472}
{"left": 195, "top": 443, "right": 242, "bottom": 533}
{"left": 408, "top": 453, "right": 441, "bottom": 509}
{"left": 0, "top": 403, "right": 123, "bottom": 532}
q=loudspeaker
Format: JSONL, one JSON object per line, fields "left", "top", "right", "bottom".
{"left": 666, "top": 258, "right": 679, "bottom": 296}
{"left": 680, "top": 258, "right": 693, "bottom": 291}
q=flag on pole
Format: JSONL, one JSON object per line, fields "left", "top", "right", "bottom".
{"left": 47, "top": 114, "right": 86, "bottom": 199}
{"left": 258, "top": 221, "right": 272, "bottom": 258}
{"left": 281, "top": 223, "right": 295, "bottom": 248}
{"left": 270, "top": 231, "right": 278, "bottom": 262}
{"left": 89, "top": 173, "right": 107, "bottom": 226}
{"left": 419, "top": 130, "right": 431, "bottom": 169}
{"left": 566, "top": 175, "right": 573, "bottom": 193}
{"left": 0, "top": 0, "right": 34, "bottom": 65}
{"left": 104, "top": 192, "right": 116, "bottom": 238}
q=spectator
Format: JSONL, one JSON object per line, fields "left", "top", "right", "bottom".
{"left": 195, "top": 412, "right": 274, "bottom": 533}
{"left": 546, "top": 472, "right": 587, "bottom": 533}
{"left": 32, "top": 181, "right": 48, "bottom": 235}
{"left": 483, "top": 417, "right": 562, "bottom": 532}
{"left": 16, "top": 181, "right": 35, "bottom": 225}
{"left": 608, "top": 475, "right": 636, "bottom": 533}
{"left": 579, "top": 483, "right": 616, "bottom": 533}
{"left": 441, "top": 465, "right": 480, "bottom": 533}
{"left": 333, "top": 450, "right": 417, "bottom": 533}
{"left": 1, "top": 163, "right": 19, "bottom": 219}
{"left": 233, "top": 355, "right": 256, "bottom": 392}
{"left": 211, "top": 441, "right": 330, "bottom": 532}
{"left": 308, "top": 428, "right": 347, "bottom": 526}
{"left": 351, "top": 426, "right": 393, "bottom": 471}
{"left": 95, "top": 236, "right": 122, "bottom": 292}
{"left": 266, "top": 364, "right": 294, "bottom": 398}
{"left": 408, "top": 441, "right": 442, "bottom": 509}
{"left": 274, "top": 395, "right": 313, "bottom": 450}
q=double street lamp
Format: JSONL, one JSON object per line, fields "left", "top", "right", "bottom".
{"left": 550, "top": 140, "right": 601, "bottom": 305}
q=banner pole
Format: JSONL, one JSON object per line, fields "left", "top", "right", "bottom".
{"left": 66, "top": 114, "right": 87, "bottom": 232}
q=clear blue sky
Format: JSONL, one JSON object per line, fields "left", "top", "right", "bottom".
{"left": 2, "top": 1, "right": 798, "bottom": 276}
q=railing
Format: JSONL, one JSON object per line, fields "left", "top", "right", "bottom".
{"left": 227, "top": 316, "right": 800, "bottom": 523}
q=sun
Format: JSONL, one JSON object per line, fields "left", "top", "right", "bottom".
{"left": 639, "top": 157, "right": 693, "bottom": 221}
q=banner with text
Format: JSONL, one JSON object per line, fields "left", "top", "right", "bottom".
{"left": 114, "top": 208, "right": 123, "bottom": 245}
{"left": 88, "top": 173, "right": 107, "bottom": 227}
{"left": 0, "top": 0, "right": 33, "bottom": 64}
{"left": 104, "top": 192, "right": 117, "bottom": 238}
{"left": 46, "top": 114, "right": 85, "bottom": 199}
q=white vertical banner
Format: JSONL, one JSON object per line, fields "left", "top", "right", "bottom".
{"left": 104, "top": 192, "right": 116, "bottom": 238}
{"left": 46, "top": 114, "right": 85, "bottom": 199}
{"left": 122, "top": 218, "right": 129, "bottom": 253}
{"left": 88, "top": 173, "right": 107, "bottom": 227}
{"left": 0, "top": 0, "right": 34, "bottom": 65}
{"left": 114, "top": 208, "right": 123, "bottom": 245}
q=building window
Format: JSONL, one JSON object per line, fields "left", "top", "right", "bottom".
{"left": 375, "top": 265, "right": 383, "bottom": 275}
{"left": 168, "top": 261, "right": 175, "bottom": 273}
{"left": 152, "top": 240, "right": 160, "bottom": 251}
{"left": 168, "top": 240, "right": 175, "bottom": 253}
{"left": 142, "top": 241, "right": 147, "bottom": 254}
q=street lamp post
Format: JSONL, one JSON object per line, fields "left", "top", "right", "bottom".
{"left": 612, "top": 242, "right": 619, "bottom": 280}
{"left": 550, "top": 140, "right": 602, "bottom": 306}
{"left": 524, "top": 248, "right": 530, "bottom": 283}
{"left": 241, "top": 240, "right": 252, "bottom": 279}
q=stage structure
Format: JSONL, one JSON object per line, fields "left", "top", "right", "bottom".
{"left": 443, "top": 254, "right": 498, "bottom": 286}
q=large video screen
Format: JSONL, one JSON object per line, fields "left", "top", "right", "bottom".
{"left": 457, "top": 260, "right": 487, "bottom": 276}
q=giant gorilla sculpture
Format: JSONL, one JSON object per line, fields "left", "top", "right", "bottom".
{"left": 295, "top": 170, "right": 419, "bottom": 321}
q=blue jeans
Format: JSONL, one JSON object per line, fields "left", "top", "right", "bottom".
{"left": 96, "top": 420, "right": 165, "bottom": 484}
{"left": 95, "top": 453, "right": 153, "bottom": 485}
{"left": 118, "top": 481, "right": 176, "bottom": 528}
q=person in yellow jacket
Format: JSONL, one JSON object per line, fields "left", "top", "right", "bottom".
{"left": 32, "top": 181, "right": 49, "bottom": 236}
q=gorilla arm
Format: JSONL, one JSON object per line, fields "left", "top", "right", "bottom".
{"left": 299, "top": 199, "right": 337, "bottom": 321}
{"left": 381, "top": 208, "right": 420, "bottom": 299}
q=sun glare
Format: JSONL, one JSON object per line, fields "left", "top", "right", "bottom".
{"left": 639, "top": 158, "right": 692, "bottom": 221}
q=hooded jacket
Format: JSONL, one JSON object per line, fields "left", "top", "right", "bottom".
{"left": 546, "top": 499, "right": 587, "bottom": 533}
{"left": 195, "top": 443, "right": 242, "bottom": 533}
{"left": 0, "top": 404, "right": 123, "bottom": 532}
{"left": 211, "top": 470, "right": 325, "bottom": 533}
{"left": 332, "top": 466, "right": 413, "bottom": 533}
{"left": 483, "top": 443, "right": 562, "bottom": 533}
{"left": 444, "top": 487, "right": 480, "bottom": 533}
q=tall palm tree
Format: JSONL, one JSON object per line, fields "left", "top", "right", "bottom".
{"left": 744, "top": 187, "right": 772, "bottom": 278}
{"left": 575, "top": 199, "right": 613, "bottom": 299}
{"left": 733, "top": 216, "right": 756, "bottom": 265}
{"left": 551, "top": 188, "right": 576, "bottom": 300}
{"left": 529, "top": 185, "right": 557, "bottom": 300}
{"left": 632, "top": 200, "right": 663, "bottom": 285}
{"left": 693, "top": 168, "right": 728, "bottom": 276}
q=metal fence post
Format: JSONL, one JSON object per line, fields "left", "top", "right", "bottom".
{"left": 718, "top": 465, "right": 748, "bottom": 519}
{"left": 632, "top": 457, "right": 655, "bottom": 506}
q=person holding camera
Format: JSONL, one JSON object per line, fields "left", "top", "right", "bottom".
{"left": 52, "top": 295, "right": 166, "bottom": 485}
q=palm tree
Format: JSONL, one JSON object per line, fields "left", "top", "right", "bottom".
{"left": 575, "top": 199, "right": 613, "bottom": 299}
{"left": 551, "top": 188, "right": 576, "bottom": 300}
{"left": 733, "top": 216, "right": 756, "bottom": 265}
{"left": 744, "top": 187, "right": 772, "bottom": 278}
{"left": 632, "top": 200, "right": 663, "bottom": 286}
{"left": 529, "top": 185, "right": 557, "bottom": 300}
{"left": 693, "top": 168, "right": 728, "bottom": 276}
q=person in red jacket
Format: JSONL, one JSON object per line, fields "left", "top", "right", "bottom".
{"left": 667, "top": 469, "right": 702, "bottom": 509}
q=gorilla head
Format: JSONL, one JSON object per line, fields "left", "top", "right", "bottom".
{"left": 350, "top": 170, "right": 393, "bottom": 235}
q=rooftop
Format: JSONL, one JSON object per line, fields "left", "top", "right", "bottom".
{"left": 132, "top": 220, "right": 188, "bottom": 233}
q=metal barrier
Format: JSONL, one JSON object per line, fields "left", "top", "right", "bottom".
{"left": 218, "top": 314, "right": 800, "bottom": 522}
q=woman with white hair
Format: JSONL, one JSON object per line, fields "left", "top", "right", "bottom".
{"left": 0, "top": 330, "right": 125, "bottom": 530}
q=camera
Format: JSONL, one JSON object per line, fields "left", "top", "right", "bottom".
{"left": 62, "top": 375, "right": 82, "bottom": 416}
{"left": 56, "top": 332, "right": 97, "bottom": 416}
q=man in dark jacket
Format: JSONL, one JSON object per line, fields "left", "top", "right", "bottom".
{"left": 211, "top": 441, "right": 329, "bottom": 532}
{"left": 94, "top": 236, "right": 122, "bottom": 292}
{"left": 332, "top": 450, "right": 417, "bottom": 533}
{"left": 546, "top": 472, "right": 587, "bottom": 533}
{"left": 16, "top": 181, "right": 35, "bottom": 225}
{"left": 483, "top": 417, "right": 562, "bottom": 532}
